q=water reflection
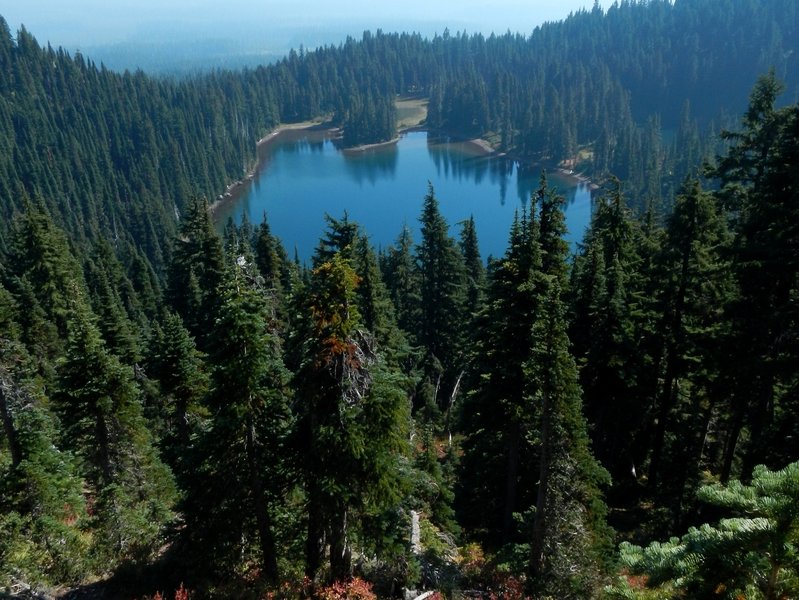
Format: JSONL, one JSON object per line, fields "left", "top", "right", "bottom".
{"left": 340, "top": 143, "right": 399, "bottom": 185}
{"left": 426, "top": 136, "right": 584, "bottom": 209}
{"left": 218, "top": 129, "right": 592, "bottom": 262}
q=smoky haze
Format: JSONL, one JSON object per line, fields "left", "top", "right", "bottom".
{"left": 2, "top": 1, "right": 598, "bottom": 72}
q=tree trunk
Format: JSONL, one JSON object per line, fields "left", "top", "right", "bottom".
{"left": 247, "top": 415, "right": 279, "bottom": 583}
{"left": 329, "top": 502, "right": 351, "bottom": 581}
{"left": 502, "top": 422, "right": 520, "bottom": 542}
{"left": 530, "top": 390, "right": 551, "bottom": 578}
{"left": 0, "top": 377, "right": 22, "bottom": 469}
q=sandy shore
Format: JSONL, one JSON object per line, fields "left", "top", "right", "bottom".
{"left": 208, "top": 123, "right": 598, "bottom": 217}
{"left": 554, "top": 167, "right": 601, "bottom": 190}
{"left": 341, "top": 136, "right": 400, "bottom": 154}
{"left": 209, "top": 121, "right": 336, "bottom": 215}
{"left": 464, "top": 137, "right": 496, "bottom": 154}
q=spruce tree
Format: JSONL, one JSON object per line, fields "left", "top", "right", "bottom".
{"left": 647, "top": 178, "right": 732, "bottom": 497}
{"left": 458, "top": 206, "right": 543, "bottom": 546}
{"left": 459, "top": 215, "right": 485, "bottom": 325}
{"left": 568, "top": 179, "right": 643, "bottom": 479}
{"left": 528, "top": 277, "right": 612, "bottom": 599}
{"left": 381, "top": 224, "right": 422, "bottom": 343}
{"left": 529, "top": 179, "right": 612, "bottom": 597}
{"left": 166, "top": 197, "right": 225, "bottom": 348}
{"left": 0, "top": 318, "right": 89, "bottom": 585}
{"left": 415, "top": 184, "right": 466, "bottom": 417}
{"left": 709, "top": 73, "right": 799, "bottom": 480}
{"left": 145, "top": 311, "right": 210, "bottom": 473}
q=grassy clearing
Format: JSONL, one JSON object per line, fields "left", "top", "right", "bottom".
{"left": 396, "top": 97, "right": 428, "bottom": 129}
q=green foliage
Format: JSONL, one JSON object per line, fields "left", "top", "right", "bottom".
{"left": 54, "top": 299, "right": 177, "bottom": 568}
{"left": 166, "top": 197, "right": 225, "bottom": 347}
{"left": 608, "top": 461, "right": 799, "bottom": 599}
{"left": 296, "top": 248, "right": 412, "bottom": 581}
{"left": 0, "top": 340, "right": 90, "bottom": 587}
{"left": 183, "top": 256, "right": 292, "bottom": 582}
{"left": 1, "top": 6, "right": 799, "bottom": 595}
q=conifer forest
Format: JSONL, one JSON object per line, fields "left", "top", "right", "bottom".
{"left": 0, "top": 1, "right": 798, "bottom": 598}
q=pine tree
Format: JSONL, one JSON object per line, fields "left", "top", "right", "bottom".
{"left": 708, "top": 73, "right": 799, "bottom": 480}
{"left": 458, "top": 207, "right": 543, "bottom": 546}
{"left": 5, "top": 202, "right": 85, "bottom": 366}
{"left": 166, "top": 197, "right": 225, "bottom": 348}
{"left": 0, "top": 325, "right": 89, "bottom": 585}
{"left": 528, "top": 278, "right": 612, "bottom": 598}
{"left": 647, "top": 178, "right": 731, "bottom": 497}
{"left": 459, "top": 215, "right": 485, "bottom": 324}
{"left": 568, "top": 179, "right": 643, "bottom": 479}
{"left": 381, "top": 224, "right": 421, "bottom": 342}
{"left": 146, "top": 311, "right": 210, "bottom": 472}
{"left": 415, "top": 184, "right": 466, "bottom": 417}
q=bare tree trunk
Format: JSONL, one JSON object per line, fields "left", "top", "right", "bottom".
{"left": 530, "top": 390, "right": 551, "bottom": 578}
{"left": 247, "top": 415, "right": 279, "bottom": 583}
{"left": 0, "top": 377, "right": 22, "bottom": 469}
{"left": 502, "top": 423, "right": 520, "bottom": 543}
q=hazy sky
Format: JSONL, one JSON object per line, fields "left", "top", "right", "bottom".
{"left": 2, "top": 1, "right": 599, "bottom": 50}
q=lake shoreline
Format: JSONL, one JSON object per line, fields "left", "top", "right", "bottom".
{"left": 209, "top": 121, "right": 337, "bottom": 216}
{"left": 426, "top": 127, "right": 599, "bottom": 192}
{"left": 340, "top": 136, "right": 401, "bottom": 154}
{"left": 209, "top": 122, "right": 598, "bottom": 219}
{"left": 211, "top": 128, "right": 593, "bottom": 261}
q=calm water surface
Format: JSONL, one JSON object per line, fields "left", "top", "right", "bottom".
{"left": 215, "top": 130, "right": 593, "bottom": 262}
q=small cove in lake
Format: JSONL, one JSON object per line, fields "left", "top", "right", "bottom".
{"left": 214, "top": 129, "right": 594, "bottom": 263}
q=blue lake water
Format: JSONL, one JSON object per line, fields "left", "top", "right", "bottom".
{"left": 215, "top": 130, "right": 593, "bottom": 263}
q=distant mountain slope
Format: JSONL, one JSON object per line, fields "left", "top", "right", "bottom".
{"left": 1, "top": 0, "right": 796, "bottom": 264}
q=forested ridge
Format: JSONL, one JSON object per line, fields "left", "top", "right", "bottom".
{"left": 1, "top": 1, "right": 799, "bottom": 598}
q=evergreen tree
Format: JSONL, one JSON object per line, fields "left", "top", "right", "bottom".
{"left": 381, "top": 224, "right": 422, "bottom": 343}
{"left": 569, "top": 179, "right": 643, "bottom": 479}
{"left": 184, "top": 257, "right": 291, "bottom": 582}
{"left": 5, "top": 202, "right": 85, "bottom": 363}
{"left": 458, "top": 207, "right": 543, "bottom": 547}
{"left": 166, "top": 197, "right": 225, "bottom": 348}
{"left": 415, "top": 185, "right": 466, "bottom": 416}
{"left": 296, "top": 251, "right": 410, "bottom": 581}
{"left": 709, "top": 73, "right": 799, "bottom": 481}
{"left": 53, "top": 298, "right": 176, "bottom": 565}
{"left": 145, "top": 311, "right": 210, "bottom": 472}
{"left": 459, "top": 215, "right": 486, "bottom": 328}
{"left": 609, "top": 461, "right": 799, "bottom": 600}
{"left": 527, "top": 180, "right": 612, "bottom": 596}
{"left": 528, "top": 277, "right": 612, "bottom": 599}
{"left": 0, "top": 331, "right": 89, "bottom": 585}
{"left": 647, "top": 178, "right": 732, "bottom": 499}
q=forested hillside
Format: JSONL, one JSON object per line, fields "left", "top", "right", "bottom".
{"left": 1, "top": 0, "right": 797, "bottom": 258}
{"left": 1, "top": 1, "right": 798, "bottom": 598}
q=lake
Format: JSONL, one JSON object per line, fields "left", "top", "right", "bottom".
{"left": 214, "top": 129, "right": 594, "bottom": 263}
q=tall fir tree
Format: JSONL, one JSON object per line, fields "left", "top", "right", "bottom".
{"left": 296, "top": 250, "right": 410, "bottom": 581}
{"left": 415, "top": 184, "right": 466, "bottom": 418}
{"left": 184, "top": 257, "right": 291, "bottom": 582}
{"left": 166, "top": 197, "right": 225, "bottom": 348}
{"left": 458, "top": 206, "right": 543, "bottom": 547}
{"left": 53, "top": 298, "right": 176, "bottom": 566}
